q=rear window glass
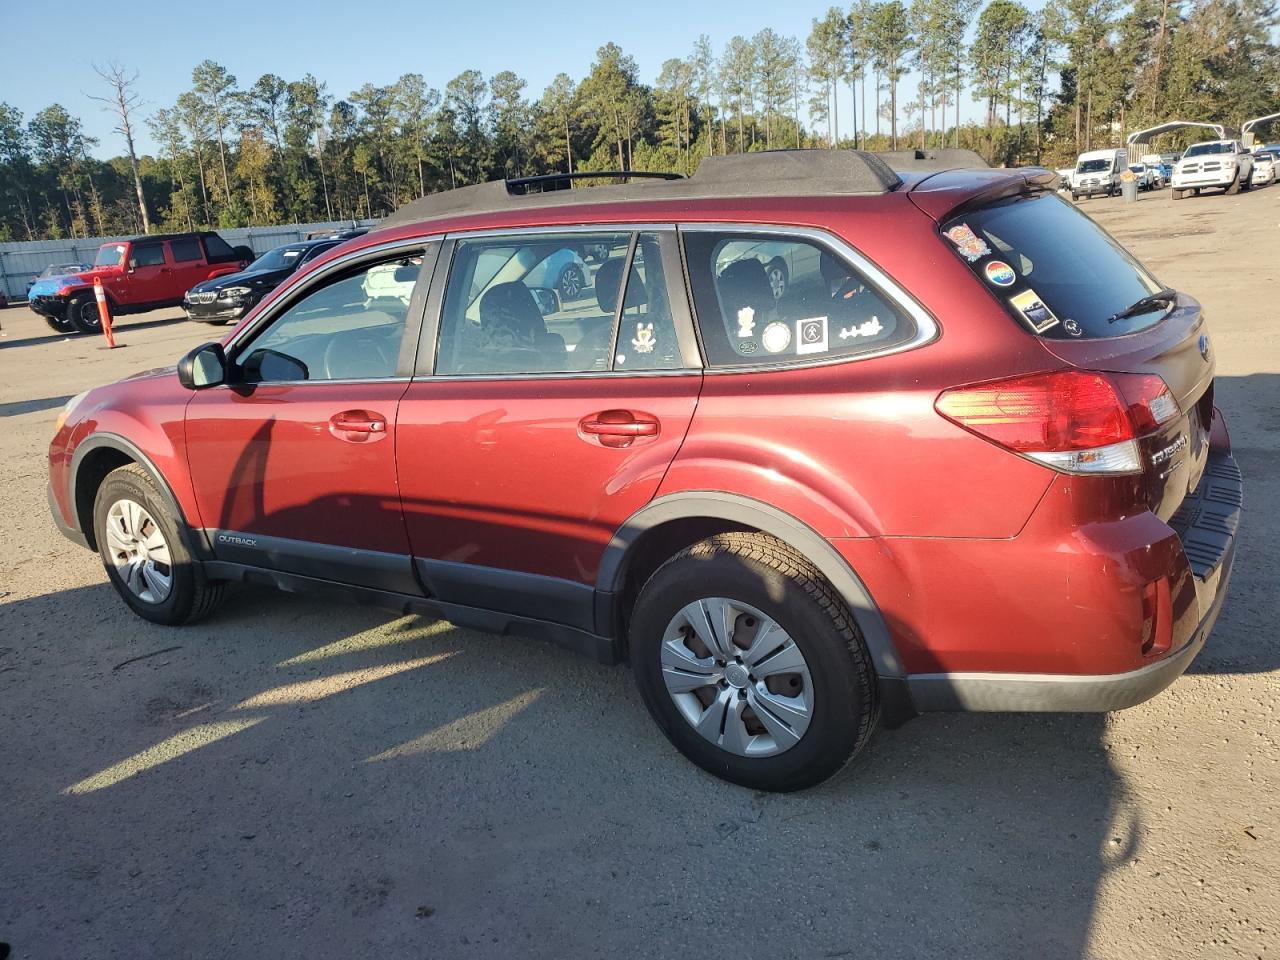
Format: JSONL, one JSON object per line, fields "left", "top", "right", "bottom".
{"left": 683, "top": 231, "right": 915, "bottom": 367}
{"left": 941, "top": 193, "right": 1166, "bottom": 340}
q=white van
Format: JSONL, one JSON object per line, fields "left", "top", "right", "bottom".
{"left": 1071, "top": 148, "right": 1128, "bottom": 200}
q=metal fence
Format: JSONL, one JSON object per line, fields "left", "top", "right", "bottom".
{"left": 0, "top": 220, "right": 382, "bottom": 300}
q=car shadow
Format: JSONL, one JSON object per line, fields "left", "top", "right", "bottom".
{"left": 0, "top": 312, "right": 189, "bottom": 351}
{"left": 3, "top": 373, "right": 1271, "bottom": 957}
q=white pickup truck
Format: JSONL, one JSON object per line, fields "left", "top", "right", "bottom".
{"left": 1171, "top": 140, "right": 1254, "bottom": 198}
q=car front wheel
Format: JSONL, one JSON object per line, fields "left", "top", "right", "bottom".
{"left": 630, "top": 532, "right": 879, "bottom": 792}
{"left": 93, "top": 464, "right": 225, "bottom": 625}
{"left": 42, "top": 313, "right": 76, "bottom": 334}
{"left": 67, "top": 294, "right": 102, "bottom": 334}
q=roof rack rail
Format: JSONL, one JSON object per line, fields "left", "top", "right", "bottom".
{"left": 506, "top": 171, "right": 684, "bottom": 195}
{"left": 875, "top": 148, "right": 990, "bottom": 170}
{"left": 377, "top": 149, "right": 905, "bottom": 230}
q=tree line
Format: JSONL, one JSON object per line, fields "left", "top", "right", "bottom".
{"left": 0, "top": 0, "right": 1275, "bottom": 242}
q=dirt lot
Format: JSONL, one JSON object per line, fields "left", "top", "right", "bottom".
{"left": 1, "top": 186, "right": 1277, "bottom": 960}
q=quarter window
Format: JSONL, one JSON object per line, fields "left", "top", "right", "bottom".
{"left": 236, "top": 253, "right": 422, "bottom": 383}
{"left": 204, "top": 235, "right": 235, "bottom": 259}
{"left": 682, "top": 231, "right": 914, "bottom": 367}
{"left": 613, "top": 235, "right": 682, "bottom": 371}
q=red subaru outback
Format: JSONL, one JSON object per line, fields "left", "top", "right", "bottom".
{"left": 48, "top": 151, "right": 1242, "bottom": 791}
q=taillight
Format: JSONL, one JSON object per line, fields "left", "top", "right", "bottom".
{"left": 935, "top": 371, "right": 1180, "bottom": 475}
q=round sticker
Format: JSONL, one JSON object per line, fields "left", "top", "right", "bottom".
{"left": 1062, "top": 318, "right": 1083, "bottom": 337}
{"left": 984, "top": 261, "right": 1016, "bottom": 287}
{"left": 761, "top": 321, "right": 792, "bottom": 353}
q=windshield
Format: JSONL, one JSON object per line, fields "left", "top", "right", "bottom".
{"left": 1184, "top": 142, "right": 1232, "bottom": 157}
{"left": 40, "top": 263, "right": 88, "bottom": 278}
{"left": 94, "top": 244, "right": 126, "bottom": 267}
{"left": 942, "top": 193, "right": 1165, "bottom": 340}
{"left": 1076, "top": 159, "right": 1113, "bottom": 173}
{"left": 246, "top": 245, "right": 307, "bottom": 274}
{"left": 1129, "top": 165, "right": 1146, "bottom": 173}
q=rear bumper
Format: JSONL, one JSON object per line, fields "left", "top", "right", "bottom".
{"left": 905, "top": 452, "right": 1242, "bottom": 713}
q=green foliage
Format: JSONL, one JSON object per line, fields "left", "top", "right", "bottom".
{"left": 0, "top": 5, "right": 1276, "bottom": 240}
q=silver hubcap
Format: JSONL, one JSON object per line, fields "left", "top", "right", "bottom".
{"left": 562, "top": 269, "right": 581, "bottom": 298}
{"left": 104, "top": 499, "right": 172, "bottom": 603}
{"left": 660, "top": 598, "right": 814, "bottom": 758}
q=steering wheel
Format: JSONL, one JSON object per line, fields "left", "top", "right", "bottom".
{"left": 323, "top": 330, "right": 395, "bottom": 380}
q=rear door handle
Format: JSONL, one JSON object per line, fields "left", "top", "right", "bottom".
{"left": 579, "top": 410, "right": 660, "bottom": 448}
{"left": 329, "top": 410, "right": 388, "bottom": 442}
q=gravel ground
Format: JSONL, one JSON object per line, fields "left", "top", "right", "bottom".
{"left": 0, "top": 186, "right": 1276, "bottom": 960}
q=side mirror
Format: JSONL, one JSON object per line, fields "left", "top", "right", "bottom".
{"left": 177, "top": 342, "right": 227, "bottom": 390}
{"left": 528, "top": 286, "right": 561, "bottom": 316}
{"left": 240, "top": 348, "right": 308, "bottom": 383}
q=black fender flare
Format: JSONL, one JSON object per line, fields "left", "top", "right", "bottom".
{"left": 68, "top": 433, "right": 209, "bottom": 557}
{"left": 596, "top": 491, "right": 905, "bottom": 680}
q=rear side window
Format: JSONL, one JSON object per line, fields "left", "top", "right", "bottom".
{"left": 942, "top": 193, "right": 1165, "bottom": 339}
{"left": 170, "top": 237, "right": 202, "bottom": 262}
{"left": 682, "top": 231, "right": 914, "bottom": 367}
{"left": 204, "top": 234, "right": 235, "bottom": 258}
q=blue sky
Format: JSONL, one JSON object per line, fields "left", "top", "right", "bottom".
{"left": 1, "top": 0, "right": 1032, "bottom": 159}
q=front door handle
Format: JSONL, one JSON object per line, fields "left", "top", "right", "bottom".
{"left": 329, "top": 410, "right": 387, "bottom": 443}
{"left": 579, "top": 410, "right": 660, "bottom": 448}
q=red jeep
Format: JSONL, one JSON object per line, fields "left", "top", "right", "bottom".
{"left": 48, "top": 152, "right": 1242, "bottom": 791}
{"left": 27, "top": 231, "right": 251, "bottom": 334}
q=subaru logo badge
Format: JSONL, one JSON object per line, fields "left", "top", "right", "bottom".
{"left": 1199, "top": 334, "right": 1211, "bottom": 362}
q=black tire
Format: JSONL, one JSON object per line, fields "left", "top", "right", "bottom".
{"left": 765, "top": 257, "right": 789, "bottom": 301}
{"left": 1225, "top": 173, "right": 1241, "bottom": 195}
{"left": 1172, "top": 188, "right": 1185, "bottom": 200}
{"left": 67, "top": 293, "right": 102, "bottom": 334}
{"left": 42, "top": 313, "right": 76, "bottom": 334}
{"left": 629, "top": 532, "right": 879, "bottom": 792}
{"left": 1071, "top": 192, "right": 1079, "bottom": 201}
{"left": 93, "top": 464, "right": 225, "bottom": 625}
{"left": 557, "top": 263, "right": 584, "bottom": 301}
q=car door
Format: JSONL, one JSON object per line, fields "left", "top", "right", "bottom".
{"left": 395, "top": 228, "right": 702, "bottom": 631}
{"left": 184, "top": 240, "right": 438, "bottom": 593}
{"left": 125, "top": 240, "right": 169, "bottom": 307}
{"left": 167, "top": 235, "right": 208, "bottom": 299}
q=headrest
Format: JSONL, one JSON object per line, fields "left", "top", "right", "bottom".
{"left": 594, "top": 257, "right": 647, "bottom": 315}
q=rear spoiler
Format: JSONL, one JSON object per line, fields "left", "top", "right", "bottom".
{"left": 907, "top": 166, "right": 1059, "bottom": 222}
{"left": 878, "top": 148, "right": 991, "bottom": 171}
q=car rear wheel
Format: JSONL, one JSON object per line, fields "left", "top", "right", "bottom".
{"left": 93, "top": 464, "right": 225, "bottom": 625}
{"left": 558, "top": 264, "right": 584, "bottom": 301}
{"left": 629, "top": 532, "right": 879, "bottom": 792}
{"left": 67, "top": 294, "right": 102, "bottom": 334}
{"left": 765, "top": 258, "right": 789, "bottom": 301}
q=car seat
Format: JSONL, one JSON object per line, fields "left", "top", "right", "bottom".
{"left": 475, "top": 282, "right": 567, "bottom": 372}
{"left": 716, "top": 258, "right": 774, "bottom": 326}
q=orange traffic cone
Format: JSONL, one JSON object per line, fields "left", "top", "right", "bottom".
{"left": 94, "top": 276, "right": 116, "bottom": 349}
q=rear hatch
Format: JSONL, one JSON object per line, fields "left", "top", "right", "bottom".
{"left": 920, "top": 181, "right": 1216, "bottom": 524}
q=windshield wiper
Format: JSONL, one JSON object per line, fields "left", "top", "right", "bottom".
{"left": 1107, "top": 287, "right": 1177, "bottom": 324}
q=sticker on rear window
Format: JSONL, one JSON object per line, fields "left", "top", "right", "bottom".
{"left": 943, "top": 224, "right": 991, "bottom": 262}
{"left": 984, "top": 261, "right": 1016, "bottom": 286}
{"left": 761, "top": 321, "right": 791, "bottom": 353}
{"left": 1062, "top": 318, "right": 1083, "bottom": 337}
{"left": 1009, "top": 289, "right": 1060, "bottom": 333}
{"left": 796, "top": 316, "right": 828, "bottom": 355}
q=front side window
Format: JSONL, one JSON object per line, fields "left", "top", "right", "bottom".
{"left": 436, "top": 232, "right": 634, "bottom": 375}
{"left": 236, "top": 252, "right": 422, "bottom": 383}
{"left": 941, "top": 193, "right": 1164, "bottom": 340}
{"left": 170, "top": 237, "right": 202, "bottom": 262}
{"left": 132, "top": 243, "right": 166, "bottom": 268}
{"left": 683, "top": 231, "right": 914, "bottom": 367}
